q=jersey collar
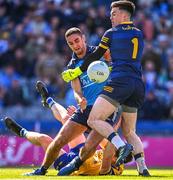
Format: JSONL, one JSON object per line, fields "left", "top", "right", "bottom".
{"left": 120, "top": 21, "right": 133, "bottom": 25}
{"left": 72, "top": 45, "right": 93, "bottom": 60}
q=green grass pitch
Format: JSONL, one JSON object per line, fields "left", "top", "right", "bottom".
{"left": 0, "top": 168, "right": 173, "bottom": 180}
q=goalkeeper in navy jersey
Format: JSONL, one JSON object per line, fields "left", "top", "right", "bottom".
{"left": 61, "top": 0, "right": 150, "bottom": 177}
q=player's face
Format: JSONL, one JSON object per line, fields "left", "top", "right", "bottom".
{"left": 66, "top": 34, "right": 86, "bottom": 57}
{"left": 110, "top": 7, "right": 122, "bottom": 27}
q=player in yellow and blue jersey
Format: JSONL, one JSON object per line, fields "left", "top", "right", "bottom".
{"left": 60, "top": 0, "right": 150, "bottom": 177}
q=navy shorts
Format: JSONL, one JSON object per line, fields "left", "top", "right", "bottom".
{"left": 101, "top": 77, "right": 145, "bottom": 108}
{"left": 70, "top": 105, "right": 121, "bottom": 128}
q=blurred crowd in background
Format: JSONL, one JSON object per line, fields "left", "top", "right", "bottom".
{"left": 0, "top": 0, "right": 173, "bottom": 121}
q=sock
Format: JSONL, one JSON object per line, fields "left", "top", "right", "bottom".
{"left": 134, "top": 153, "right": 147, "bottom": 173}
{"left": 20, "top": 128, "right": 28, "bottom": 137}
{"left": 40, "top": 166, "right": 48, "bottom": 174}
{"left": 46, "top": 97, "right": 55, "bottom": 108}
{"left": 41, "top": 166, "right": 48, "bottom": 171}
{"left": 73, "top": 156, "right": 83, "bottom": 169}
{"left": 107, "top": 132, "right": 125, "bottom": 149}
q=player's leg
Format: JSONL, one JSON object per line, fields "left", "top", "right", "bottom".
{"left": 121, "top": 78, "right": 150, "bottom": 176}
{"left": 36, "top": 80, "right": 69, "bottom": 122}
{"left": 41, "top": 120, "right": 87, "bottom": 169}
{"left": 100, "top": 142, "right": 124, "bottom": 175}
{"left": 99, "top": 111, "right": 124, "bottom": 175}
{"left": 4, "top": 117, "right": 85, "bottom": 176}
{"left": 99, "top": 142, "right": 115, "bottom": 175}
{"left": 87, "top": 96, "right": 133, "bottom": 166}
{"left": 4, "top": 117, "right": 53, "bottom": 151}
{"left": 25, "top": 132, "right": 53, "bottom": 151}
{"left": 121, "top": 111, "right": 150, "bottom": 176}
{"left": 58, "top": 102, "right": 132, "bottom": 176}
{"left": 36, "top": 81, "right": 86, "bottom": 149}
{"left": 58, "top": 130, "right": 104, "bottom": 175}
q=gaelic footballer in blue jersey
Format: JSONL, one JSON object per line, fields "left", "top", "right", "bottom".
{"left": 60, "top": 0, "right": 150, "bottom": 177}
{"left": 26, "top": 27, "right": 125, "bottom": 176}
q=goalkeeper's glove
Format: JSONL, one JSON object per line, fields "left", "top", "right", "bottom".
{"left": 61, "top": 67, "right": 83, "bottom": 82}
{"left": 109, "top": 66, "right": 112, "bottom": 72}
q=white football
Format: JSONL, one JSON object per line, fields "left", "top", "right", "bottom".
{"left": 87, "top": 61, "right": 110, "bottom": 83}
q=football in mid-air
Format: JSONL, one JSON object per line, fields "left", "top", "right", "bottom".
{"left": 87, "top": 61, "right": 110, "bottom": 83}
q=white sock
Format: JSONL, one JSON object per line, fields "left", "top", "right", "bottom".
{"left": 109, "top": 133, "right": 125, "bottom": 149}
{"left": 46, "top": 97, "right": 55, "bottom": 108}
{"left": 20, "top": 128, "right": 28, "bottom": 137}
{"left": 136, "top": 157, "right": 147, "bottom": 173}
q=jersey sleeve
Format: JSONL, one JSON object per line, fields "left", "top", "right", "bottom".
{"left": 99, "top": 29, "right": 112, "bottom": 50}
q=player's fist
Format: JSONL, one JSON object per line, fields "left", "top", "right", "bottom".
{"left": 78, "top": 97, "right": 87, "bottom": 112}
{"left": 67, "top": 105, "right": 77, "bottom": 116}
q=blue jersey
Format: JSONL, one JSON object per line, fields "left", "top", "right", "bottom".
{"left": 68, "top": 46, "right": 107, "bottom": 105}
{"left": 99, "top": 22, "right": 144, "bottom": 79}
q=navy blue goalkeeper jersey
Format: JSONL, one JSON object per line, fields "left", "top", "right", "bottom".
{"left": 99, "top": 21, "right": 144, "bottom": 79}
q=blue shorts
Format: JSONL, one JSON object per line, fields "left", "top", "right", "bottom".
{"left": 53, "top": 143, "right": 84, "bottom": 170}
{"left": 101, "top": 77, "right": 145, "bottom": 108}
{"left": 70, "top": 105, "right": 121, "bottom": 128}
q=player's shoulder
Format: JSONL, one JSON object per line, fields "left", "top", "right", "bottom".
{"left": 101, "top": 28, "right": 113, "bottom": 42}
{"left": 104, "top": 28, "right": 114, "bottom": 35}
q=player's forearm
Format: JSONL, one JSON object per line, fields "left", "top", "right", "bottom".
{"left": 74, "top": 91, "right": 83, "bottom": 104}
{"left": 80, "top": 47, "right": 106, "bottom": 72}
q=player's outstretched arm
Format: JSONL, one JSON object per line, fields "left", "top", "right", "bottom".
{"left": 62, "top": 47, "right": 106, "bottom": 82}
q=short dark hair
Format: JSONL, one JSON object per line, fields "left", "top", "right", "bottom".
{"left": 65, "top": 27, "right": 82, "bottom": 38}
{"left": 111, "top": 0, "right": 135, "bottom": 16}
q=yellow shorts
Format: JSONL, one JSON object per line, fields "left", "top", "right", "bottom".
{"left": 71, "top": 150, "right": 124, "bottom": 176}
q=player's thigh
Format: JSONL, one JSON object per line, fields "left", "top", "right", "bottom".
{"left": 89, "top": 96, "right": 117, "bottom": 121}
{"left": 121, "top": 111, "right": 137, "bottom": 135}
{"left": 54, "top": 120, "right": 87, "bottom": 146}
{"left": 123, "top": 78, "right": 145, "bottom": 109}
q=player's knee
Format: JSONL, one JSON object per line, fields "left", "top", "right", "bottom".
{"left": 39, "top": 134, "right": 53, "bottom": 145}
{"left": 87, "top": 117, "right": 95, "bottom": 129}
{"left": 61, "top": 114, "right": 70, "bottom": 124}
{"left": 36, "top": 134, "right": 53, "bottom": 151}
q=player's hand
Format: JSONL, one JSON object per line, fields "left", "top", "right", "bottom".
{"left": 103, "top": 49, "right": 111, "bottom": 61}
{"left": 61, "top": 67, "right": 83, "bottom": 82}
{"left": 67, "top": 105, "right": 77, "bottom": 116}
{"left": 78, "top": 97, "right": 87, "bottom": 112}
